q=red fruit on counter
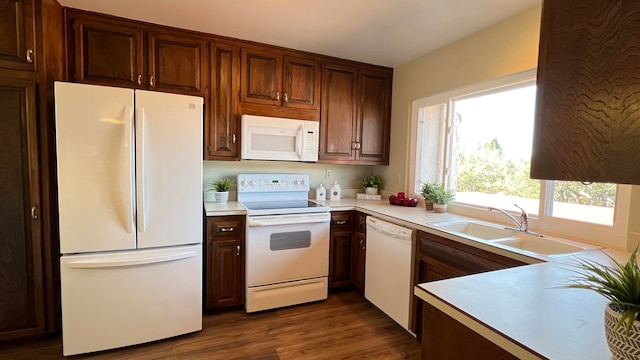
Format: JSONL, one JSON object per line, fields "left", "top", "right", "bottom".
{"left": 408, "top": 198, "right": 418, "bottom": 207}
{"left": 397, "top": 192, "right": 406, "bottom": 198}
{"left": 402, "top": 197, "right": 411, "bottom": 206}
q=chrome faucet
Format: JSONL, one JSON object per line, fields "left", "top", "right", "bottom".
{"left": 488, "top": 204, "right": 529, "bottom": 232}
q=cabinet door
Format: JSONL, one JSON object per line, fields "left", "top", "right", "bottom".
{"left": 283, "top": 55, "right": 319, "bottom": 110}
{"left": 240, "top": 46, "right": 282, "bottom": 106}
{"left": 320, "top": 63, "right": 357, "bottom": 162}
{"left": 0, "top": 80, "right": 45, "bottom": 341}
{"left": 532, "top": 0, "right": 640, "bottom": 183}
{"left": 207, "top": 238, "right": 244, "bottom": 309}
{"left": 71, "top": 14, "right": 144, "bottom": 87}
{"left": 206, "top": 41, "right": 239, "bottom": 160}
{"left": 0, "top": 0, "right": 36, "bottom": 71}
{"left": 351, "top": 231, "right": 366, "bottom": 293}
{"left": 148, "top": 32, "right": 208, "bottom": 95}
{"left": 329, "top": 231, "right": 353, "bottom": 289}
{"left": 356, "top": 68, "right": 391, "bottom": 164}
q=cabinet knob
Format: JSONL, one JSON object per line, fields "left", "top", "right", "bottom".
{"left": 275, "top": 91, "right": 280, "bottom": 101}
{"left": 335, "top": 220, "right": 347, "bottom": 225}
{"left": 31, "top": 206, "right": 38, "bottom": 219}
{"left": 150, "top": 75, "right": 155, "bottom": 87}
{"left": 221, "top": 227, "right": 234, "bottom": 232}
{"left": 137, "top": 75, "right": 142, "bottom": 85}
{"left": 232, "top": 134, "right": 236, "bottom": 144}
{"left": 26, "top": 49, "right": 33, "bottom": 63}
{"left": 360, "top": 239, "right": 364, "bottom": 250}
{"left": 236, "top": 245, "right": 240, "bottom": 256}
{"left": 284, "top": 92, "right": 288, "bottom": 104}
{"left": 351, "top": 142, "right": 356, "bottom": 150}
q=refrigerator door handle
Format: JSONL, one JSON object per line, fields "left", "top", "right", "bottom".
{"left": 136, "top": 107, "right": 148, "bottom": 233}
{"left": 124, "top": 105, "right": 135, "bottom": 233}
{"left": 65, "top": 251, "right": 197, "bottom": 269}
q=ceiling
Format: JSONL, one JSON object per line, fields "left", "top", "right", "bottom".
{"left": 58, "top": 0, "right": 541, "bottom": 68}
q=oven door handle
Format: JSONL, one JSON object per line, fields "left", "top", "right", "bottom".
{"left": 248, "top": 213, "right": 330, "bottom": 227}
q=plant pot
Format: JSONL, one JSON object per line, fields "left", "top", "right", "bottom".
{"left": 365, "top": 187, "right": 379, "bottom": 195}
{"left": 605, "top": 303, "right": 640, "bottom": 359}
{"left": 204, "top": 190, "right": 216, "bottom": 202}
{"left": 424, "top": 201, "right": 434, "bottom": 212}
{"left": 432, "top": 203, "right": 447, "bottom": 213}
{"left": 214, "top": 191, "right": 229, "bottom": 204}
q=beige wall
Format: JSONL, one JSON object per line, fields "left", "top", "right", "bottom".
{"left": 378, "top": 5, "right": 542, "bottom": 194}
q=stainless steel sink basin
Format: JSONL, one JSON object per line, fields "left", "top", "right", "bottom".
{"left": 429, "top": 220, "right": 517, "bottom": 240}
{"left": 491, "top": 233, "right": 601, "bottom": 256}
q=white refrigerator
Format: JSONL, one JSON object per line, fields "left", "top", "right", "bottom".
{"left": 54, "top": 82, "right": 203, "bottom": 356}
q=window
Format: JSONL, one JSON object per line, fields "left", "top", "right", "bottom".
{"left": 409, "top": 70, "right": 630, "bottom": 247}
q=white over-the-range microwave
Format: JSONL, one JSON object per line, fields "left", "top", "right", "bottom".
{"left": 241, "top": 114, "right": 320, "bottom": 162}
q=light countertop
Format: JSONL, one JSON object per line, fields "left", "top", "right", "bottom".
{"left": 206, "top": 198, "right": 624, "bottom": 359}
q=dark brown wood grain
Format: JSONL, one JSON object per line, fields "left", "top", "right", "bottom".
{"left": 320, "top": 62, "right": 358, "bottom": 161}
{"left": 351, "top": 227, "right": 366, "bottom": 293}
{"left": 329, "top": 211, "right": 355, "bottom": 290}
{"left": 147, "top": 31, "right": 208, "bottom": 95}
{"left": 283, "top": 55, "right": 320, "bottom": 110}
{"left": 0, "top": 0, "right": 37, "bottom": 71}
{"left": 240, "top": 45, "right": 282, "bottom": 106}
{"left": 0, "top": 291, "right": 421, "bottom": 359}
{"left": 207, "top": 40, "right": 239, "bottom": 160}
{"left": 532, "top": 0, "right": 640, "bottom": 184}
{"left": 0, "top": 80, "right": 45, "bottom": 342}
{"left": 357, "top": 68, "right": 391, "bottom": 164}
{"left": 205, "top": 216, "right": 245, "bottom": 311}
{"left": 422, "top": 302, "right": 520, "bottom": 360}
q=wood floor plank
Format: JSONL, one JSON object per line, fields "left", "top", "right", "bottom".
{"left": 0, "top": 291, "right": 420, "bottom": 359}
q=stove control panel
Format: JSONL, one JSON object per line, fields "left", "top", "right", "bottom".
{"left": 237, "top": 174, "right": 310, "bottom": 193}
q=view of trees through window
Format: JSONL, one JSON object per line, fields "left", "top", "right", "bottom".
{"left": 447, "top": 83, "right": 616, "bottom": 226}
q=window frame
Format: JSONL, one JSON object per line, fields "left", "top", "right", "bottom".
{"left": 408, "top": 69, "right": 631, "bottom": 248}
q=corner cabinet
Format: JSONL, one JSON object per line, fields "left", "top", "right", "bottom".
{"left": 532, "top": 0, "right": 640, "bottom": 184}
{"left": 0, "top": 0, "right": 37, "bottom": 71}
{"left": 411, "top": 230, "right": 526, "bottom": 336}
{"left": 351, "top": 213, "right": 367, "bottom": 293}
{"left": 329, "top": 211, "right": 366, "bottom": 293}
{"left": 205, "top": 216, "right": 245, "bottom": 310}
{"left": 320, "top": 62, "right": 392, "bottom": 165}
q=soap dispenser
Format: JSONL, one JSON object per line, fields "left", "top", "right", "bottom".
{"left": 315, "top": 183, "right": 326, "bottom": 200}
{"left": 330, "top": 181, "right": 341, "bottom": 200}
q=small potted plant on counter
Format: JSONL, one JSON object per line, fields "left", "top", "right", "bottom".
{"left": 420, "top": 182, "right": 436, "bottom": 211}
{"left": 361, "top": 175, "right": 383, "bottom": 195}
{"left": 210, "top": 177, "right": 234, "bottom": 204}
{"left": 563, "top": 249, "right": 640, "bottom": 359}
{"left": 423, "top": 183, "right": 454, "bottom": 213}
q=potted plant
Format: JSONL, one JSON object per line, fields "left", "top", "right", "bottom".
{"left": 420, "top": 182, "right": 436, "bottom": 211}
{"left": 210, "top": 177, "right": 234, "bottom": 204}
{"left": 423, "top": 183, "right": 454, "bottom": 213}
{"left": 361, "top": 175, "right": 383, "bottom": 195}
{"left": 564, "top": 249, "right": 640, "bottom": 359}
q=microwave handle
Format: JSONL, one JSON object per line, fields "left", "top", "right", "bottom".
{"left": 296, "top": 125, "right": 303, "bottom": 159}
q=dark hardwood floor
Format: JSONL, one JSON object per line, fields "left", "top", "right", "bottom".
{"left": 1, "top": 291, "right": 420, "bottom": 359}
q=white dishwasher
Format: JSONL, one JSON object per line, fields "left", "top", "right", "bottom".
{"left": 365, "top": 216, "right": 415, "bottom": 333}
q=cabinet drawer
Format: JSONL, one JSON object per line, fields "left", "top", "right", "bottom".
{"left": 210, "top": 218, "right": 244, "bottom": 238}
{"left": 331, "top": 211, "right": 354, "bottom": 230}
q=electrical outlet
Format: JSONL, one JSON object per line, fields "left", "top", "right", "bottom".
{"left": 325, "top": 169, "right": 332, "bottom": 179}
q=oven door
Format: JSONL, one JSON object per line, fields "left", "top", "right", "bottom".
{"left": 246, "top": 212, "right": 330, "bottom": 287}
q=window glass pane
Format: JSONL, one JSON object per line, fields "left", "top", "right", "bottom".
{"left": 549, "top": 181, "right": 616, "bottom": 226}
{"left": 451, "top": 85, "right": 540, "bottom": 215}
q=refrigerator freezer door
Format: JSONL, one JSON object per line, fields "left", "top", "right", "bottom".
{"left": 60, "top": 245, "right": 203, "bottom": 356}
{"left": 55, "top": 82, "right": 137, "bottom": 253}
{"left": 134, "top": 90, "right": 203, "bottom": 248}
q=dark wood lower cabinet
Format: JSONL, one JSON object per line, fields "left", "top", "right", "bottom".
{"left": 350, "top": 214, "right": 366, "bottom": 293}
{"left": 205, "top": 216, "right": 245, "bottom": 310}
{"left": 421, "top": 302, "right": 518, "bottom": 360}
{"left": 0, "top": 80, "right": 45, "bottom": 341}
{"left": 329, "top": 211, "right": 366, "bottom": 293}
{"left": 412, "top": 230, "right": 526, "bottom": 337}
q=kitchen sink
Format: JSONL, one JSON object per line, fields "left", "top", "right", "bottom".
{"left": 429, "top": 220, "right": 517, "bottom": 240}
{"left": 491, "top": 233, "right": 601, "bottom": 256}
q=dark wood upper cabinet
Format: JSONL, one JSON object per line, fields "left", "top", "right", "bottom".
{"left": 70, "top": 13, "right": 144, "bottom": 87}
{"left": 148, "top": 32, "right": 208, "bottom": 96}
{"left": 0, "top": 0, "right": 37, "bottom": 71}
{"left": 206, "top": 40, "right": 239, "bottom": 160}
{"left": 0, "top": 80, "right": 45, "bottom": 341}
{"left": 239, "top": 45, "right": 320, "bottom": 120}
{"left": 240, "top": 46, "right": 282, "bottom": 106}
{"left": 532, "top": 0, "right": 640, "bottom": 184}
{"left": 320, "top": 62, "right": 391, "bottom": 165}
